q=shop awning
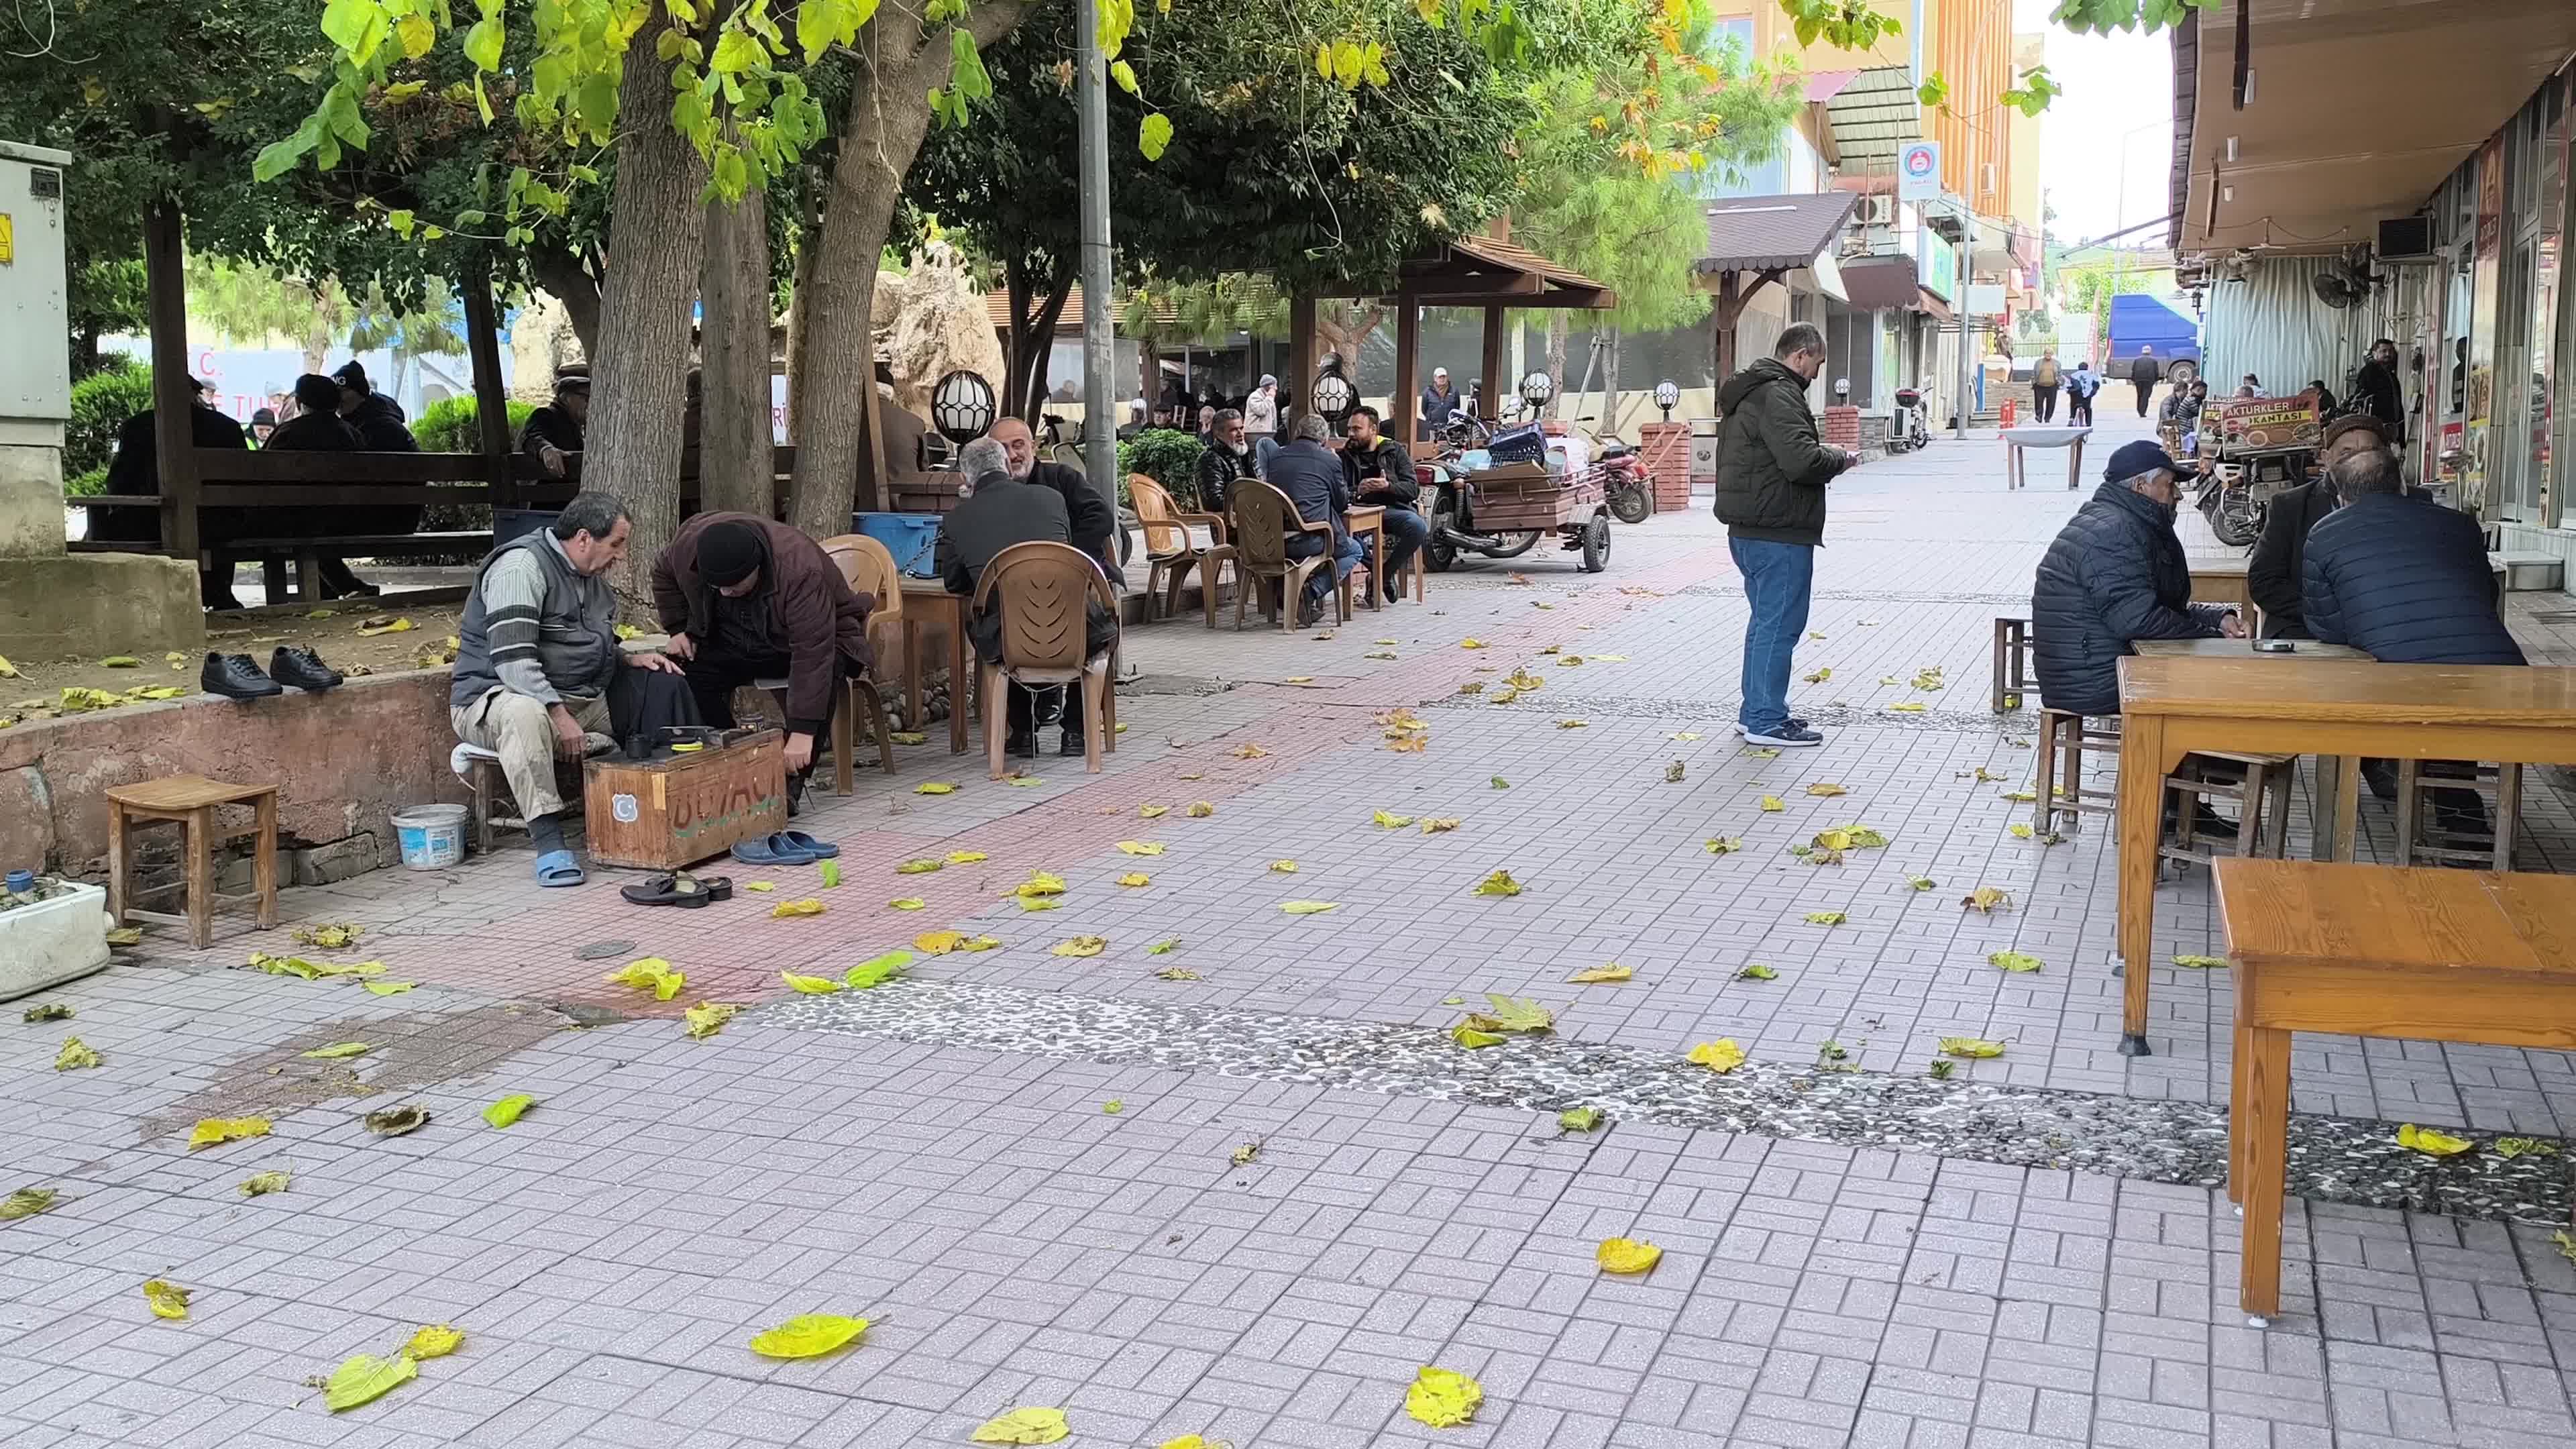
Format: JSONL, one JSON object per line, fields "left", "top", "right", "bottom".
{"left": 2169, "top": 0, "right": 2576, "bottom": 258}
{"left": 1837, "top": 255, "right": 1922, "bottom": 309}
{"left": 1697, "top": 192, "right": 1860, "bottom": 274}
{"left": 1823, "top": 66, "right": 1923, "bottom": 173}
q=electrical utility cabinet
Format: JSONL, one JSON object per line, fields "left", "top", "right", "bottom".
{"left": 0, "top": 141, "right": 72, "bottom": 433}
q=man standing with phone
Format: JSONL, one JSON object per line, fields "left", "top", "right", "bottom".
{"left": 1713, "top": 324, "right": 1854, "bottom": 749}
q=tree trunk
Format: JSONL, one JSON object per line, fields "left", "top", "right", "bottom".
{"left": 1138, "top": 340, "right": 1161, "bottom": 423}
{"left": 1603, "top": 327, "right": 1622, "bottom": 436}
{"left": 590, "top": 8, "right": 709, "bottom": 607}
{"left": 527, "top": 249, "right": 604, "bottom": 360}
{"left": 784, "top": 184, "right": 823, "bottom": 444}
{"left": 1315, "top": 301, "right": 1383, "bottom": 376}
{"left": 700, "top": 174, "right": 775, "bottom": 518}
{"left": 1544, "top": 312, "right": 1568, "bottom": 421}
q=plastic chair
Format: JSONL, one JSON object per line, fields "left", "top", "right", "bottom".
{"left": 810, "top": 533, "right": 901, "bottom": 792}
{"left": 1128, "top": 476, "right": 1234, "bottom": 627}
{"left": 1228, "top": 480, "right": 1349, "bottom": 632}
{"left": 969, "top": 541, "right": 1122, "bottom": 776}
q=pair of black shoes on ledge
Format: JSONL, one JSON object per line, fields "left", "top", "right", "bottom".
{"left": 203, "top": 647, "right": 343, "bottom": 701}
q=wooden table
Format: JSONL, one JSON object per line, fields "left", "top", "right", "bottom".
{"left": 897, "top": 578, "right": 973, "bottom": 753}
{"left": 2214, "top": 859, "right": 2576, "bottom": 1320}
{"left": 2186, "top": 556, "right": 2252, "bottom": 615}
{"left": 2132, "top": 639, "right": 2370, "bottom": 661}
{"left": 1346, "top": 505, "right": 1386, "bottom": 612}
{"left": 2113, "top": 656, "right": 2576, "bottom": 1056}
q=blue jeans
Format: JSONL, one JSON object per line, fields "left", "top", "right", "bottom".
{"left": 1369, "top": 506, "right": 1430, "bottom": 596}
{"left": 1730, "top": 535, "right": 1814, "bottom": 734}
{"left": 1289, "top": 534, "right": 1365, "bottom": 609}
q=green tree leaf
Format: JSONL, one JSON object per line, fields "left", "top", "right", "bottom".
{"left": 1138, "top": 111, "right": 1173, "bottom": 160}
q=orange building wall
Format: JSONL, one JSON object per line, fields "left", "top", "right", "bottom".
{"left": 1927, "top": 0, "right": 2015, "bottom": 211}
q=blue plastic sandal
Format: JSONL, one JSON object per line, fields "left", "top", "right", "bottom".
{"left": 731, "top": 833, "right": 818, "bottom": 867}
{"left": 775, "top": 829, "right": 840, "bottom": 859}
{"left": 533, "top": 849, "right": 586, "bottom": 888}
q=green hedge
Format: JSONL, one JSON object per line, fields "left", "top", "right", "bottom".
{"left": 66, "top": 356, "right": 151, "bottom": 490}
{"left": 1116, "top": 428, "right": 1205, "bottom": 511}
{"left": 414, "top": 394, "right": 534, "bottom": 454}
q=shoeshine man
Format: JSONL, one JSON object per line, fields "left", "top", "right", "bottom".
{"left": 449, "top": 493, "right": 690, "bottom": 888}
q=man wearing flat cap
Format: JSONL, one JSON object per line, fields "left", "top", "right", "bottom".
{"left": 651, "top": 515, "right": 877, "bottom": 791}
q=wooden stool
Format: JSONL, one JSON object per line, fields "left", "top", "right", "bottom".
{"left": 2159, "top": 751, "right": 2292, "bottom": 874}
{"left": 105, "top": 775, "right": 280, "bottom": 948}
{"left": 1990, "top": 617, "right": 2033, "bottom": 712}
{"left": 2032, "top": 708, "right": 2120, "bottom": 834}
{"left": 2394, "top": 759, "right": 2521, "bottom": 869}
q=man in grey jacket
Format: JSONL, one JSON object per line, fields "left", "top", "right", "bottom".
{"left": 449, "top": 492, "right": 688, "bottom": 885}
{"left": 1712, "top": 324, "right": 1852, "bottom": 747}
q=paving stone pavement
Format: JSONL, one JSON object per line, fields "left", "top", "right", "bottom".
{"left": 9, "top": 405, "right": 2576, "bottom": 1448}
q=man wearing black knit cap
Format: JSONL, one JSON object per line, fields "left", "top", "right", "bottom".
{"left": 651, "top": 513, "right": 877, "bottom": 788}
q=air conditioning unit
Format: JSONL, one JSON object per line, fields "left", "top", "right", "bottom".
{"left": 2376, "top": 215, "right": 2437, "bottom": 262}
{"left": 1854, "top": 195, "right": 1894, "bottom": 226}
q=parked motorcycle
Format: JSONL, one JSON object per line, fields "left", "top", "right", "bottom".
{"left": 1418, "top": 453, "right": 1543, "bottom": 571}
{"left": 1886, "top": 385, "right": 1933, "bottom": 453}
{"left": 1572, "top": 417, "right": 1652, "bottom": 523}
{"left": 2193, "top": 464, "right": 2268, "bottom": 548}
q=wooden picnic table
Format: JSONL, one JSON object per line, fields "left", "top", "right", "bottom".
{"left": 2112, "top": 655, "right": 2576, "bottom": 1056}
{"left": 2213, "top": 859, "right": 2576, "bottom": 1321}
{"left": 2131, "top": 639, "right": 2374, "bottom": 858}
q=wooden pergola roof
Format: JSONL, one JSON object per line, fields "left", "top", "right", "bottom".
{"left": 1320, "top": 234, "right": 1617, "bottom": 311}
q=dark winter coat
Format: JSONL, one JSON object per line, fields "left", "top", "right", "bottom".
{"left": 2129, "top": 354, "right": 2162, "bottom": 388}
{"left": 1341, "top": 436, "right": 1420, "bottom": 507}
{"left": 1261, "top": 439, "right": 1351, "bottom": 557}
{"left": 652, "top": 513, "right": 876, "bottom": 737}
{"left": 1711, "top": 358, "right": 1847, "bottom": 547}
{"left": 2351, "top": 359, "right": 2407, "bottom": 445}
{"left": 1195, "top": 443, "right": 1254, "bottom": 519}
{"left": 2245, "top": 478, "right": 2335, "bottom": 639}
{"left": 1024, "top": 460, "right": 1117, "bottom": 567}
{"left": 92, "top": 404, "right": 249, "bottom": 544}
{"left": 2302, "top": 492, "right": 2524, "bottom": 665}
{"left": 341, "top": 392, "right": 418, "bottom": 451}
{"left": 2031, "top": 479, "right": 2226, "bottom": 715}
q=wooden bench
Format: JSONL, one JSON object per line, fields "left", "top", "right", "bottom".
{"left": 2214, "top": 859, "right": 2576, "bottom": 1323}
{"left": 73, "top": 530, "right": 496, "bottom": 602}
{"left": 1990, "top": 616, "right": 2033, "bottom": 712}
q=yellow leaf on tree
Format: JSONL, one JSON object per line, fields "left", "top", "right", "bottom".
{"left": 748, "top": 1313, "right": 870, "bottom": 1358}
{"left": 2398, "top": 1123, "right": 2474, "bottom": 1157}
{"left": 1567, "top": 964, "right": 1632, "bottom": 983}
{"left": 323, "top": 1352, "right": 417, "bottom": 1413}
{"left": 771, "top": 898, "right": 827, "bottom": 918}
{"left": 1114, "top": 841, "right": 1166, "bottom": 856}
{"left": 1472, "top": 869, "right": 1523, "bottom": 897}
{"left": 1939, "top": 1037, "right": 2006, "bottom": 1058}
{"left": 1405, "top": 1366, "right": 1485, "bottom": 1428}
{"left": 1371, "top": 809, "right": 1415, "bottom": 828}
{"left": 405, "top": 1324, "right": 464, "bottom": 1359}
{"left": 1279, "top": 900, "right": 1340, "bottom": 915}
{"left": 971, "top": 1407, "right": 1071, "bottom": 1444}
{"left": 682, "top": 1002, "right": 741, "bottom": 1038}
{"left": 482, "top": 1094, "right": 537, "bottom": 1128}
{"left": 188, "top": 1117, "right": 272, "bottom": 1150}
{"left": 1688, "top": 1039, "right": 1747, "bottom": 1073}
{"left": 915, "top": 782, "right": 959, "bottom": 794}
{"left": 1051, "top": 936, "right": 1108, "bottom": 958}
{"left": 1596, "top": 1238, "right": 1663, "bottom": 1274}
{"left": 1988, "top": 951, "right": 2043, "bottom": 973}
{"left": 781, "top": 972, "right": 843, "bottom": 994}
{"left": 143, "top": 1279, "right": 192, "bottom": 1320}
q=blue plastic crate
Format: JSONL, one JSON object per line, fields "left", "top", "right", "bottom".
{"left": 853, "top": 511, "right": 943, "bottom": 577}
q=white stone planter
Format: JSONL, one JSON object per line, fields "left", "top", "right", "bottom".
{"left": 0, "top": 881, "right": 113, "bottom": 1000}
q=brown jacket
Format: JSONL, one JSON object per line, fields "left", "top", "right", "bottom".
{"left": 651, "top": 513, "right": 875, "bottom": 735}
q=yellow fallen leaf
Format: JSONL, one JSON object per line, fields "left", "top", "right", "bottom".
{"left": 300, "top": 1042, "right": 370, "bottom": 1060}
{"left": 1804, "top": 911, "right": 1846, "bottom": 926}
{"left": 1707, "top": 837, "right": 1743, "bottom": 855}
{"left": 1805, "top": 782, "right": 1847, "bottom": 798}
{"left": 1888, "top": 702, "right": 1929, "bottom": 713}
{"left": 143, "top": 1279, "right": 192, "bottom": 1320}
{"left": 1283, "top": 676, "right": 1315, "bottom": 685}
{"left": 1114, "top": 841, "right": 1165, "bottom": 856}
{"left": 1597, "top": 1238, "right": 1663, "bottom": 1275}
{"left": 405, "top": 1324, "right": 464, "bottom": 1359}
{"left": 1688, "top": 1039, "right": 1747, "bottom": 1073}
{"left": 354, "top": 616, "right": 417, "bottom": 637}
{"left": 1556, "top": 718, "right": 1588, "bottom": 730}
{"left": 239, "top": 1171, "right": 290, "bottom": 1196}
{"left": 2171, "top": 955, "right": 2229, "bottom": 969}
{"left": 1593, "top": 653, "right": 1627, "bottom": 661}
{"left": 1961, "top": 887, "right": 2011, "bottom": 914}
{"left": 2496, "top": 1138, "right": 2559, "bottom": 1159}
{"left": 749, "top": 1313, "right": 870, "bottom": 1359}
{"left": 0, "top": 653, "right": 13, "bottom": 678}
{"left": 1567, "top": 964, "right": 1632, "bottom": 983}
{"left": 1559, "top": 1107, "right": 1604, "bottom": 1132}
{"left": 1420, "top": 817, "right": 1460, "bottom": 834}
{"left": 1187, "top": 802, "right": 1216, "bottom": 817}
{"left": 781, "top": 972, "right": 843, "bottom": 994}
{"left": 1371, "top": 809, "right": 1415, "bottom": 828}
{"left": 1014, "top": 871, "right": 1066, "bottom": 899}
{"left": 945, "top": 850, "right": 989, "bottom": 863}
{"left": 1460, "top": 639, "right": 1487, "bottom": 650}
{"left": 481, "top": 1094, "right": 537, "bottom": 1128}
{"left": 1139, "top": 804, "right": 1169, "bottom": 818}
{"left": 605, "top": 957, "right": 686, "bottom": 1001}
{"left": 1158, "top": 1437, "right": 1218, "bottom": 1449}
{"left": 896, "top": 858, "right": 944, "bottom": 874}
{"left": 1735, "top": 963, "right": 1778, "bottom": 980}
{"left": 1472, "top": 869, "right": 1523, "bottom": 897}
{"left": 1000, "top": 774, "right": 1042, "bottom": 786}
{"left": 103, "top": 927, "right": 142, "bottom": 946}
{"left": 915, "top": 782, "right": 959, "bottom": 795}
{"left": 363, "top": 981, "right": 416, "bottom": 996}
{"left": 890, "top": 897, "right": 927, "bottom": 910}
{"left": 188, "top": 1117, "right": 272, "bottom": 1150}
{"left": 60, "top": 687, "right": 126, "bottom": 712}
{"left": 2398, "top": 1124, "right": 2473, "bottom": 1157}
{"left": 1279, "top": 900, "right": 1340, "bottom": 915}
{"left": 844, "top": 950, "right": 913, "bottom": 988}
{"left": 1227, "top": 743, "right": 1267, "bottom": 759}
{"left": 1451, "top": 1024, "right": 1506, "bottom": 1049}
{"left": 324, "top": 1352, "right": 417, "bottom": 1413}
{"left": 1020, "top": 898, "right": 1063, "bottom": 912}
{"left": 1465, "top": 994, "right": 1554, "bottom": 1033}
{"left": 1802, "top": 667, "right": 1832, "bottom": 684}
{"left": 743, "top": 881, "right": 777, "bottom": 892}
{"left": 1760, "top": 796, "right": 1785, "bottom": 812}
{"left": 54, "top": 1038, "right": 99, "bottom": 1071}
{"left": 2008, "top": 824, "right": 2035, "bottom": 839}
{"left": 1405, "top": 1366, "right": 1484, "bottom": 1428}
{"left": 890, "top": 731, "right": 927, "bottom": 745}
{"left": 126, "top": 686, "right": 186, "bottom": 700}
{"left": 971, "top": 1407, "right": 1071, "bottom": 1444}
{"left": 1268, "top": 859, "right": 1298, "bottom": 873}
{"left": 1939, "top": 1037, "right": 2006, "bottom": 1058}
{"left": 2001, "top": 788, "right": 2038, "bottom": 802}
{"left": 1051, "top": 936, "right": 1108, "bottom": 958}
{"left": 771, "top": 898, "right": 826, "bottom": 918}
{"left": 682, "top": 1002, "right": 741, "bottom": 1038}
{"left": 1988, "top": 951, "right": 2042, "bottom": 973}
{"left": 99, "top": 654, "right": 142, "bottom": 667}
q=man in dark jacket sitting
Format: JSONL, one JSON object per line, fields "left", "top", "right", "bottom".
{"left": 1196, "top": 408, "right": 1254, "bottom": 519}
{"left": 1340, "top": 404, "right": 1426, "bottom": 604}
{"left": 938, "top": 437, "right": 1117, "bottom": 757}
{"left": 985, "top": 416, "right": 1119, "bottom": 579}
{"left": 2247, "top": 414, "right": 2394, "bottom": 638}
{"left": 1265, "top": 414, "right": 1364, "bottom": 627}
{"left": 1713, "top": 323, "right": 1851, "bottom": 747}
{"left": 2031, "top": 441, "right": 2243, "bottom": 720}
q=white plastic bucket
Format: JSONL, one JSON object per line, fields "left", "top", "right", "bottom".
{"left": 392, "top": 804, "right": 469, "bottom": 869}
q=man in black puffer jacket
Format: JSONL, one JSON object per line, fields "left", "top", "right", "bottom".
{"left": 2032, "top": 441, "right": 2241, "bottom": 716}
{"left": 2245, "top": 414, "right": 2394, "bottom": 639}
{"left": 1713, "top": 323, "right": 1852, "bottom": 747}
{"left": 2303, "top": 449, "right": 2522, "bottom": 666}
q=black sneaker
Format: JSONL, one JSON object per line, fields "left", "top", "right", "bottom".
{"left": 1734, "top": 717, "right": 1808, "bottom": 737}
{"left": 268, "top": 645, "right": 343, "bottom": 692}
{"left": 1005, "top": 729, "right": 1038, "bottom": 759}
{"left": 1059, "top": 731, "right": 1088, "bottom": 757}
{"left": 1742, "top": 723, "right": 1824, "bottom": 748}
{"left": 201, "top": 653, "right": 284, "bottom": 700}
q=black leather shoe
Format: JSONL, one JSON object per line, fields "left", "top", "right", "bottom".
{"left": 1059, "top": 731, "right": 1088, "bottom": 757}
{"left": 1005, "top": 729, "right": 1038, "bottom": 758}
{"left": 202, "top": 653, "right": 284, "bottom": 700}
{"left": 268, "top": 645, "right": 343, "bottom": 692}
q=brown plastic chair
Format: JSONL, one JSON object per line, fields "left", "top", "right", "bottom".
{"left": 969, "top": 541, "right": 1122, "bottom": 775}
{"left": 1228, "top": 480, "right": 1348, "bottom": 632}
{"left": 1129, "top": 475, "right": 1234, "bottom": 627}
{"left": 816, "top": 533, "right": 901, "bottom": 793}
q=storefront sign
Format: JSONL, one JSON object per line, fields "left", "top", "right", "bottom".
{"left": 2213, "top": 395, "right": 2322, "bottom": 451}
